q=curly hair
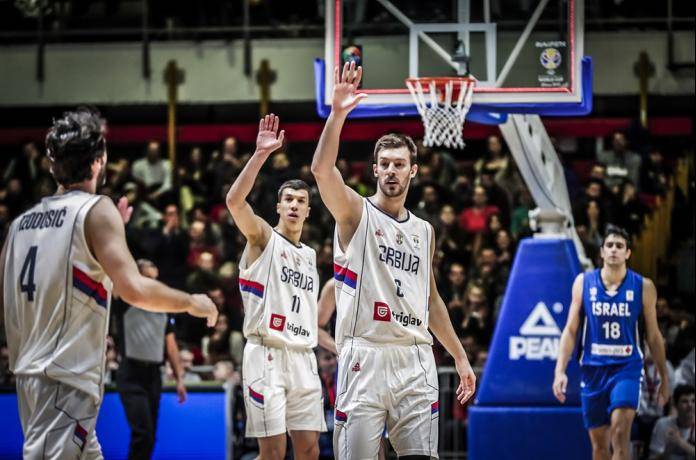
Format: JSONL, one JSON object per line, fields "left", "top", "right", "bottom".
{"left": 45, "top": 106, "right": 106, "bottom": 186}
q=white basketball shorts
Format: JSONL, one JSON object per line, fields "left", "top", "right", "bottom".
{"left": 333, "top": 339, "right": 440, "bottom": 459}
{"left": 16, "top": 375, "right": 103, "bottom": 459}
{"left": 242, "top": 339, "right": 327, "bottom": 438}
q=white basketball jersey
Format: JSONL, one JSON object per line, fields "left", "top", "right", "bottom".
{"left": 239, "top": 230, "right": 319, "bottom": 349}
{"left": 333, "top": 198, "right": 433, "bottom": 349}
{"left": 3, "top": 191, "right": 112, "bottom": 403}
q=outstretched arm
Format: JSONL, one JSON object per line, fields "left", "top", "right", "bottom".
{"left": 642, "top": 278, "right": 670, "bottom": 407}
{"left": 226, "top": 114, "right": 284, "bottom": 249}
{"left": 427, "top": 227, "right": 476, "bottom": 404}
{"left": 553, "top": 273, "right": 584, "bottom": 403}
{"left": 310, "top": 62, "right": 366, "bottom": 247}
{"left": 86, "top": 198, "right": 218, "bottom": 326}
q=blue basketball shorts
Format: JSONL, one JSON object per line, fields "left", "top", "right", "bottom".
{"left": 579, "top": 360, "right": 643, "bottom": 429}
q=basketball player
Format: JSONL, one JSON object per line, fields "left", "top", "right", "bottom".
{"left": 553, "top": 225, "right": 670, "bottom": 460}
{"left": 0, "top": 107, "right": 218, "bottom": 459}
{"left": 226, "top": 114, "right": 326, "bottom": 459}
{"left": 311, "top": 61, "right": 476, "bottom": 459}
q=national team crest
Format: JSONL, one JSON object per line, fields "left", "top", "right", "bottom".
{"left": 269, "top": 313, "right": 286, "bottom": 331}
{"left": 281, "top": 251, "right": 288, "bottom": 260}
{"left": 411, "top": 234, "right": 420, "bottom": 249}
{"left": 626, "top": 290, "right": 634, "bottom": 301}
{"left": 395, "top": 232, "right": 404, "bottom": 245}
{"left": 375, "top": 228, "right": 384, "bottom": 237}
{"left": 589, "top": 287, "right": 597, "bottom": 302}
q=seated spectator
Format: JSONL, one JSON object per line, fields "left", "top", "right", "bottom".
{"left": 510, "top": 188, "right": 533, "bottom": 239}
{"left": 649, "top": 385, "right": 695, "bottom": 460}
{"left": 418, "top": 141, "right": 458, "bottom": 188}
{"left": 636, "top": 347, "right": 676, "bottom": 454}
{"left": 202, "top": 313, "right": 231, "bottom": 365}
{"left": 469, "top": 247, "right": 508, "bottom": 307}
{"left": 441, "top": 262, "right": 468, "bottom": 312}
{"left": 616, "top": 180, "right": 648, "bottom": 236}
{"left": 597, "top": 131, "right": 642, "bottom": 191}
{"left": 186, "top": 251, "right": 220, "bottom": 293}
{"left": 475, "top": 134, "right": 509, "bottom": 179}
{"left": 122, "top": 181, "right": 162, "bottom": 232}
{"left": 641, "top": 147, "right": 669, "bottom": 197}
{"left": 589, "top": 163, "right": 607, "bottom": 182}
{"left": 413, "top": 183, "right": 441, "bottom": 225}
{"left": 177, "top": 350, "right": 203, "bottom": 384}
{"left": 436, "top": 204, "right": 470, "bottom": 267}
{"left": 186, "top": 220, "right": 221, "bottom": 269}
{"left": 459, "top": 186, "right": 500, "bottom": 234}
{"left": 210, "top": 136, "right": 244, "bottom": 201}
{"left": 149, "top": 204, "right": 190, "bottom": 290}
{"left": 494, "top": 229, "right": 515, "bottom": 268}
{"left": 450, "top": 172, "right": 473, "bottom": 212}
{"left": 479, "top": 167, "right": 512, "bottom": 226}
{"left": 179, "top": 146, "right": 209, "bottom": 200}
{"left": 674, "top": 349, "right": 695, "bottom": 388}
{"left": 132, "top": 141, "right": 173, "bottom": 206}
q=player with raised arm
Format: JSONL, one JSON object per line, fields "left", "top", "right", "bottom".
{"left": 553, "top": 225, "right": 670, "bottom": 460}
{"left": 0, "top": 107, "right": 218, "bottom": 459}
{"left": 311, "top": 61, "right": 476, "bottom": 459}
{"left": 226, "top": 114, "right": 326, "bottom": 460}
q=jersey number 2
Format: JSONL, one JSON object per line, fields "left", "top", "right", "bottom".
{"left": 20, "top": 246, "right": 38, "bottom": 302}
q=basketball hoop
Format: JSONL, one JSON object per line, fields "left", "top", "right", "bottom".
{"left": 405, "top": 77, "right": 476, "bottom": 149}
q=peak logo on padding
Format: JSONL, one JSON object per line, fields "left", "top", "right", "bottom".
{"left": 509, "top": 302, "right": 562, "bottom": 360}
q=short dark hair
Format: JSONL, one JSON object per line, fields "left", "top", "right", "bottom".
{"left": 373, "top": 133, "right": 417, "bottom": 165}
{"left": 602, "top": 224, "right": 631, "bottom": 249}
{"left": 46, "top": 107, "right": 106, "bottom": 186}
{"left": 277, "top": 179, "right": 311, "bottom": 202}
{"left": 673, "top": 384, "right": 695, "bottom": 403}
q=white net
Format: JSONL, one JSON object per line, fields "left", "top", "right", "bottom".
{"left": 406, "top": 78, "right": 475, "bottom": 149}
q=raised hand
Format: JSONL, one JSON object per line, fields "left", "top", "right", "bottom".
{"left": 332, "top": 61, "right": 368, "bottom": 115}
{"left": 255, "top": 114, "right": 285, "bottom": 156}
{"left": 116, "top": 196, "right": 133, "bottom": 224}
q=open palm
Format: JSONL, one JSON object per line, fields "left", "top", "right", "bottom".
{"left": 256, "top": 114, "right": 285, "bottom": 155}
{"left": 332, "top": 61, "right": 368, "bottom": 114}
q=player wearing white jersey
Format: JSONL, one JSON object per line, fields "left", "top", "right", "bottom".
{"left": 0, "top": 107, "right": 217, "bottom": 460}
{"left": 226, "top": 114, "right": 326, "bottom": 460}
{"left": 311, "top": 62, "right": 477, "bottom": 459}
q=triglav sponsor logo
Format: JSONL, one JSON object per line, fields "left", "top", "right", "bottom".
{"left": 509, "top": 302, "right": 562, "bottom": 360}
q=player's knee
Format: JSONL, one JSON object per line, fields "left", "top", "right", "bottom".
{"left": 591, "top": 444, "right": 610, "bottom": 457}
{"left": 259, "top": 449, "right": 285, "bottom": 460}
{"left": 610, "top": 423, "right": 630, "bottom": 444}
{"left": 293, "top": 437, "right": 319, "bottom": 458}
{"left": 259, "top": 443, "right": 286, "bottom": 460}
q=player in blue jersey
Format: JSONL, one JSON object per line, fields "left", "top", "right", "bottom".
{"left": 553, "top": 225, "right": 670, "bottom": 460}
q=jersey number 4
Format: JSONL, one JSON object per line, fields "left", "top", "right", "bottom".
{"left": 20, "top": 246, "right": 38, "bottom": 302}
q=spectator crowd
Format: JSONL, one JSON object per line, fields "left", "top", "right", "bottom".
{"left": 0, "top": 128, "right": 692, "bottom": 458}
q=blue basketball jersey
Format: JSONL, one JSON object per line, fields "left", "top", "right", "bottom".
{"left": 579, "top": 269, "right": 644, "bottom": 367}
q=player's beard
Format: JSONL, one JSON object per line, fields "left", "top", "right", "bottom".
{"left": 378, "top": 175, "right": 410, "bottom": 198}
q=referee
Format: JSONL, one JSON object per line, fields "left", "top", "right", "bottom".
{"left": 114, "top": 259, "right": 188, "bottom": 460}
